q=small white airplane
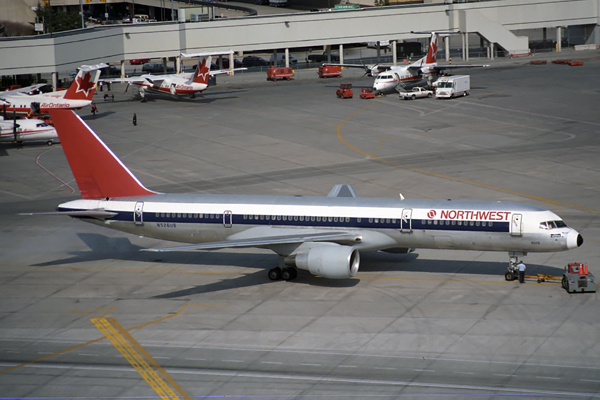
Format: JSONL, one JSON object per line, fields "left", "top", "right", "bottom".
{"left": 40, "top": 109, "right": 583, "bottom": 283}
{"left": 332, "top": 33, "right": 489, "bottom": 94}
{"left": 0, "top": 64, "right": 105, "bottom": 114}
{"left": 0, "top": 117, "right": 58, "bottom": 145}
{"left": 104, "top": 55, "right": 244, "bottom": 101}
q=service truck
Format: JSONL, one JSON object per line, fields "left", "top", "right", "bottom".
{"left": 435, "top": 75, "right": 470, "bottom": 99}
{"left": 398, "top": 87, "right": 433, "bottom": 100}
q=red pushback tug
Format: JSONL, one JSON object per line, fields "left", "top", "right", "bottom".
{"left": 562, "top": 263, "right": 596, "bottom": 293}
{"left": 336, "top": 83, "right": 353, "bottom": 99}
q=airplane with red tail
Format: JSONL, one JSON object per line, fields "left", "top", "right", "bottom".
{"left": 0, "top": 64, "right": 105, "bottom": 115}
{"left": 330, "top": 32, "right": 489, "bottom": 94}
{"left": 104, "top": 55, "right": 245, "bottom": 100}
{"left": 36, "top": 109, "right": 583, "bottom": 282}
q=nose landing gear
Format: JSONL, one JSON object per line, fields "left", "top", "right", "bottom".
{"left": 505, "top": 252, "right": 527, "bottom": 281}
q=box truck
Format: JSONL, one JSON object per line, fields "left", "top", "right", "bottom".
{"left": 435, "top": 75, "right": 470, "bottom": 99}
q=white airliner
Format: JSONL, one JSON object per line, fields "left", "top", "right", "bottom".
{"left": 45, "top": 109, "right": 583, "bottom": 281}
{"left": 0, "top": 117, "right": 58, "bottom": 145}
{"left": 104, "top": 55, "right": 244, "bottom": 100}
{"left": 333, "top": 33, "right": 488, "bottom": 94}
{"left": 0, "top": 64, "right": 105, "bottom": 114}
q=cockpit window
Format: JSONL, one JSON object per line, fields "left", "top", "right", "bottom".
{"left": 539, "top": 220, "right": 568, "bottom": 230}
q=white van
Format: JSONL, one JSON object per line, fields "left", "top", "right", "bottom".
{"left": 270, "top": 53, "right": 298, "bottom": 66}
{"left": 435, "top": 75, "right": 470, "bottom": 99}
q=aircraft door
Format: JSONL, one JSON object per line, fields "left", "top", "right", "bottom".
{"left": 510, "top": 213, "right": 522, "bottom": 236}
{"left": 400, "top": 208, "right": 412, "bottom": 233}
{"left": 223, "top": 210, "right": 232, "bottom": 228}
{"left": 134, "top": 202, "right": 144, "bottom": 226}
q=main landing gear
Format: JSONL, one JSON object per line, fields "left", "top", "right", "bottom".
{"left": 268, "top": 267, "right": 298, "bottom": 281}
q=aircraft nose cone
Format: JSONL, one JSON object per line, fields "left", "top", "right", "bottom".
{"left": 567, "top": 230, "right": 583, "bottom": 249}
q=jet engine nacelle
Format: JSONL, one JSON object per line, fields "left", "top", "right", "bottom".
{"left": 294, "top": 245, "right": 360, "bottom": 279}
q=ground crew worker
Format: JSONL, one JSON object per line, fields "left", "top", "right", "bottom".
{"left": 133, "top": 113, "right": 137, "bottom": 126}
{"left": 517, "top": 260, "right": 526, "bottom": 283}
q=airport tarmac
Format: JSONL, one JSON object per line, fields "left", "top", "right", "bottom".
{"left": 1, "top": 50, "right": 600, "bottom": 399}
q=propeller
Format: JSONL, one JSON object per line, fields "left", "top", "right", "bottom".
{"left": 12, "top": 109, "right": 17, "bottom": 143}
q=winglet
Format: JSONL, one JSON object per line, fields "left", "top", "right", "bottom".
{"left": 48, "top": 109, "right": 157, "bottom": 199}
{"left": 192, "top": 56, "right": 212, "bottom": 85}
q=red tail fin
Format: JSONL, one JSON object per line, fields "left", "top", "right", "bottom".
{"left": 192, "top": 56, "right": 212, "bottom": 84}
{"left": 425, "top": 32, "right": 438, "bottom": 65}
{"left": 63, "top": 69, "right": 101, "bottom": 101}
{"left": 48, "top": 109, "right": 156, "bottom": 199}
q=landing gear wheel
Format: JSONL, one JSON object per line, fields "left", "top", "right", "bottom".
{"left": 505, "top": 272, "right": 516, "bottom": 281}
{"left": 281, "top": 267, "right": 297, "bottom": 281}
{"left": 268, "top": 267, "right": 282, "bottom": 280}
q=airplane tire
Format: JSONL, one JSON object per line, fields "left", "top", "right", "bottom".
{"left": 281, "top": 267, "right": 297, "bottom": 281}
{"left": 46, "top": 140, "right": 53, "bottom": 146}
{"left": 505, "top": 272, "right": 515, "bottom": 281}
{"left": 268, "top": 267, "right": 282, "bottom": 280}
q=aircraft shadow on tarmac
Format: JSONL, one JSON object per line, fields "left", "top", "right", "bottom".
{"left": 31, "top": 233, "right": 565, "bottom": 298}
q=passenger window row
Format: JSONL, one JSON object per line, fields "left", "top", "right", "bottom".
{"left": 421, "top": 219, "right": 495, "bottom": 227}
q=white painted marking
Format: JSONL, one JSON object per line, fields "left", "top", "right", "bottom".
{"left": 338, "top": 365, "right": 357, "bottom": 368}
{"left": 78, "top": 353, "right": 99, "bottom": 357}
{"left": 536, "top": 376, "right": 560, "bottom": 380}
{"left": 414, "top": 369, "right": 435, "bottom": 372}
{"left": 153, "top": 356, "right": 171, "bottom": 359}
{"left": 223, "top": 359, "right": 245, "bottom": 363}
{"left": 300, "top": 363, "right": 321, "bottom": 366}
{"left": 185, "top": 358, "right": 206, "bottom": 361}
{"left": 262, "top": 361, "right": 283, "bottom": 365}
{"left": 580, "top": 379, "right": 600, "bottom": 383}
{"left": 374, "top": 367, "right": 396, "bottom": 371}
{"left": 455, "top": 371, "right": 475, "bottom": 375}
{"left": 494, "top": 374, "right": 516, "bottom": 377}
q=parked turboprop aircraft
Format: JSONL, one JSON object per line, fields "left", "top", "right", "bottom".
{"left": 332, "top": 33, "right": 488, "bottom": 93}
{"left": 44, "top": 109, "right": 582, "bottom": 281}
{"left": 104, "top": 55, "right": 244, "bottom": 100}
{"left": 0, "top": 64, "right": 105, "bottom": 114}
{"left": 0, "top": 117, "right": 58, "bottom": 145}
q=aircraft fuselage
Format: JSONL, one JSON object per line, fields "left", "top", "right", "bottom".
{"left": 58, "top": 194, "right": 582, "bottom": 255}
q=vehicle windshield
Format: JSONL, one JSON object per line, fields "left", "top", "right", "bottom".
{"left": 437, "top": 82, "right": 452, "bottom": 88}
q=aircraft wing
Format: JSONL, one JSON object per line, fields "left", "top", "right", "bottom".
{"left": 209, "top": 67, "right": 247, "bottom": 76}
{"left": 4, "top": 84, "right": 48, "bottom": 94}
{"left": 144, "top": 231, "right": 362, "bottom": 252}
{"left": 101, "top": 77, "right": 146, "bottom": 84}
{"left": 432, "top": 64, "right": 489, "bottom": 72}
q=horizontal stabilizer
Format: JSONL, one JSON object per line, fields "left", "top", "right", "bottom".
{"left": 19, "top": 210, "right": 117, "bottom": 219}
{"left": 327, "top": 184, "right": 358, "bottom": 198}
{"left": 144, "top": 231, "right": 362, "bottom": 252}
